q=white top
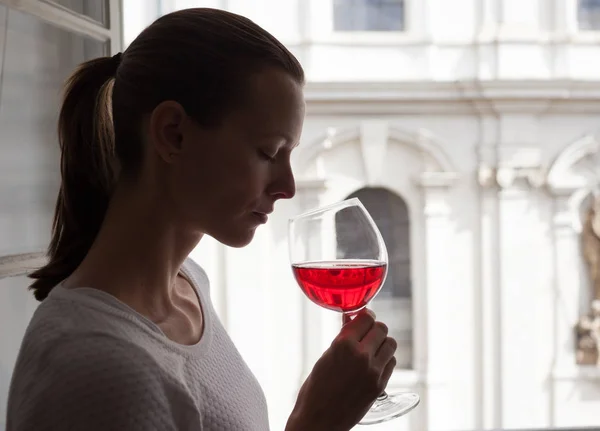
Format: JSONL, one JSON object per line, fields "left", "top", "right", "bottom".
{"left": 6, "top": 259, "right": 270, "bottom": 431}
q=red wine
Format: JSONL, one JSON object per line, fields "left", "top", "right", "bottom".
{"left": 292, "top": 260, "right": 387, "bottom": 313}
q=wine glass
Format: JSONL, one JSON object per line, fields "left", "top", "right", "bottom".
{"left": 288, "top": 197, "right": 420, "bottom": 425}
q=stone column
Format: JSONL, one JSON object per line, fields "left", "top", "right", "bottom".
{"left": 495, "top": 157, "right": 553, "bottom": 429}
{"left": 477, "top": 158, "right": 503, "bottom": 430}
{"left": 418, "top": 172, "right": 458, "bottom": 431}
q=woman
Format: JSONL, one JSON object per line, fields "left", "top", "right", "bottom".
{"left": 7, "top": 8, "right": 398, "bottom": 431}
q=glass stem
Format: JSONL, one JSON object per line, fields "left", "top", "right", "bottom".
{"left": 377, "top": 392, "right": 389, "bottom": 401}
{"left": 342, "top": 310, "right": 357, "bottom": 325}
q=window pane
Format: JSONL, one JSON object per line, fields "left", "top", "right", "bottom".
{"left": 378, "top": 2, "right": 405, "bottom": 31}
{"left": 333, "top": 0, "right": 358, "bottom": 31}
{"left": 579, "top": 0, "right": 600, "bottom": 30}
{"left": 44, "top": 0, "right": 108, "bottom": 25}
{"left": 334, "top": 0, "right": 404, "bottom": 32}
{"left": 0, "top": 6, "right": 107, "bottom": 257}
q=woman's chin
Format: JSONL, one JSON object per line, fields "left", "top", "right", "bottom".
{"left": 213, "top": 227, "right": 257, "bottom": 249}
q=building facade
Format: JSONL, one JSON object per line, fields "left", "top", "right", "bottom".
{"left": 176, "top": 1, "right": 600, "bottom": 430}
{"left": 2, "top": 1, "right": 600, "bottom": 431}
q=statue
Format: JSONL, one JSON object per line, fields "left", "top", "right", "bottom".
{"left": 575, "top": 300, "right": 600, "bottom": 365}
{"left": 576, "top": 195, "right": 600, "bottom": 365}
{"left": 582, "top": 195, "right": 600, "bottom": 303}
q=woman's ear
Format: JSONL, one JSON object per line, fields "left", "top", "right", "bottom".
{"left": 148, "top": 100, "right": 187, "bottom": 163}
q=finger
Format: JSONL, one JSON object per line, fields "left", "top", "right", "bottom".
{"left": 374, "top": 337, "right": 398, "bottom": 368}
{"left": 342, "top": 310, "right": 376, "bottom": 342}
{"left": 379, "top": 356, "right": 397, "bottom": 389}
{"left": 361, "top": 321, "right": 389, "bottom": 354}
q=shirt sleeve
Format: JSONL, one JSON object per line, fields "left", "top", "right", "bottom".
{"left": 7, "top": 333, "right": 195, "bottom": 431}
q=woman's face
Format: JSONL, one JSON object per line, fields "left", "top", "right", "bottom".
{"left": 150, "top": 67, "right": 305, "bottom": 247}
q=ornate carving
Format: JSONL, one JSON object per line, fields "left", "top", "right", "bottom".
{"left": 477, "top": 164, "right": 497, "bottom": 188}
{"left": 477, "top": 164, "right": 545, "bottom": 189}
{"left": 496, "top": 166, "right": 545, "bottom": 189}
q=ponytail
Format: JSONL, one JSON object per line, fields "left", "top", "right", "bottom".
{"left": 29, "top": 55, "right": 121, "bottom": 301}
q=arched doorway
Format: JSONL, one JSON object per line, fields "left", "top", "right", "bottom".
{"left": 336, "top": 187, "right": 413, "bottom": 369}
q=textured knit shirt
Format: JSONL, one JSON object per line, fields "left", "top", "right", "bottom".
{"left": 6, "top": 259, "right": 270, "bottom": 431}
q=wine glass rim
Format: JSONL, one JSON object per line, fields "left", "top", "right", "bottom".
{"left": 289, "top": 197, "right": 364, "bottom": 222}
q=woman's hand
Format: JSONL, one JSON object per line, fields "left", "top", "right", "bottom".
{"left": 286, "top": 310, "right": 397, "bottom": 431}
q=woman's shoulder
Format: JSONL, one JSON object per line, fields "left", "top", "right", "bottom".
{"left": 17, "top": 310, "right": 162, "bottom": 381}
{"left": 15, "top": 292, "right": 167, "bottom": 386}
{"left": 182, "top": 257, "right": 211, "bottom": 295}
{"left": 8, "top": 335, "right": 180, "bottom": 430}
{"left": 182, "top": 257, "right": 209, "bottom": 282}
{"left": 8, "top": 327, "right": 176, "bottom": 430}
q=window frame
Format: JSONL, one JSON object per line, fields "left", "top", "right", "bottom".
{"left": 40, "top": 0, "right": 109, "bottom": 27}
{"left": 305, "top": 0, "right": 421, "bottom": 47}
{"left": 561, "top": 0, "right": 600, "bottom": 43}
{"left": 0, "top": 0, "right": 122, "bottom": 280}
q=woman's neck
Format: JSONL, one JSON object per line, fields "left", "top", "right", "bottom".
{"left": 63, "top": 180, "right": 202, "bottom": 317}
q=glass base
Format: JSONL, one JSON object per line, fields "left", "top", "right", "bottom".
{"left": 358, "top": 392, "right": 420, "bottom": 425}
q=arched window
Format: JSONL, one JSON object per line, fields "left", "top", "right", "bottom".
{"left": 333, "top": 0, "right": 405, "bottom": 32}
{"left": 579, "top": 0, "right": 600, "bottom": 30}
{"left": 336, "top": 187, "right": 413, "bottom": 369}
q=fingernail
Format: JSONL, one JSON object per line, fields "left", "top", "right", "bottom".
{"left": 366, "top": 309, "right": 376, "bottom": 319}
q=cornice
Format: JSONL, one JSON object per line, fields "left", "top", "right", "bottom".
{"left": 304, "top": 80, "right": 600, "bottom": 115}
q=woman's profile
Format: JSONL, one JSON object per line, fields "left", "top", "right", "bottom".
{"left": 6, "top": 8, "right": 398, "bottom": 431}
